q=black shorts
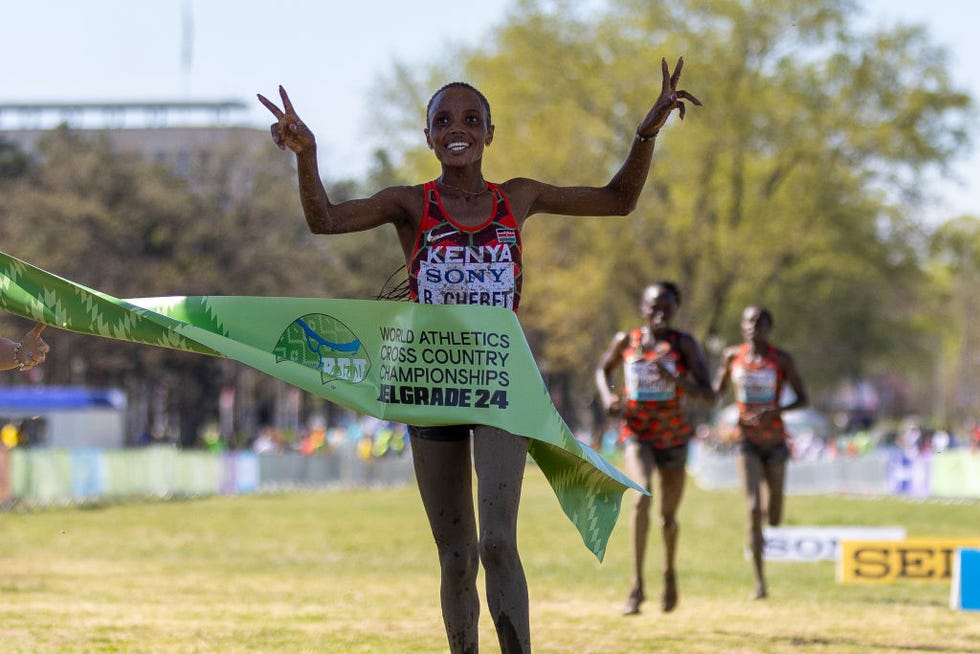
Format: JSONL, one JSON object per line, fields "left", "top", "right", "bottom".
{"left": 630, "top": 440, "right": 689, "bottom": 468}
{"left": 740, "top": 440, "right": 790, "bottom": 465}
{"left": 408, "top": 424, "right": 473, "bottom": 442}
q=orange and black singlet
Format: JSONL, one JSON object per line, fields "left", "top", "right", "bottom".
{"left": 730, "top": 343, "right": 787, "bottom": 446}
{"left": 619, "top": 328, "right": 693, "bottom": 449}
{"left": 408, "top": 181, "right": 523, "bottom": 312}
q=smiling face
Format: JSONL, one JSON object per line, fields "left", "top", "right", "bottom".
{"left": 424, "top": 85, "right": 494, "bottom": 167}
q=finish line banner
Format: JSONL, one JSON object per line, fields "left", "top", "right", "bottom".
{"left": 0, "top": 250, "right": 643, "bottom": 560}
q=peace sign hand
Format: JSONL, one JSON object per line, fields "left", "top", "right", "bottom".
{"left": 636, "top": 57, "right": 702, "bottom": 138}
{"left": 257, "top": 85, "right": 316, "bottom": 154}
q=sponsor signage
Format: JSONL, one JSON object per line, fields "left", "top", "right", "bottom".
{"left": 838, "top": 538, "right": 980, "bottom": 583}
{"left": 758, "top": 526, "right": 906, "bottom": 562}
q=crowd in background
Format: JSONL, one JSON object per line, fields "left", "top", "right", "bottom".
{"left": 246, "top": 415, "right": 408, "bottom": 461}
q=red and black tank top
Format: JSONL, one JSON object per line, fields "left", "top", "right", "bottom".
{"left": 619, "top": 328, "right": 693, "bottom": 449}
{"left": 731, "top": 343, "right": 787, "bottom": 446}
{"left": 408, "top": 181, "right": 523, "bottom": 313}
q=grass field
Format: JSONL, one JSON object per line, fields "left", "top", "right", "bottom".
{"left": 1, "top": 464, "right": 978, "bottom": 653}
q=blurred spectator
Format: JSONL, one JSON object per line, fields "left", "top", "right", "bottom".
{"left": 252, "top": 426, "right": 283, "bottom": 454}
{"left": 299, "top": 425, "right": 326, "bottom": 456}
{"left": 202, "top": 423, "right": 225, "bottom": 453}
{"left": 1, "top": 422, "right": 19, "bottom": 449}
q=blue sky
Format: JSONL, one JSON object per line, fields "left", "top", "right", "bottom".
{"left": 1, "top": 0, "right": 976, "bottom": 224}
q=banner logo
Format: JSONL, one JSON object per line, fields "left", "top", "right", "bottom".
{"left": 274, "top": 314, "right": 370, "bottom": 384}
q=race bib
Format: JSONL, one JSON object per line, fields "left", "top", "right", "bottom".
{"left": 625, "top": 356, "right": 677, "bottom": 402}
{"left": 734, "top": 367, "right": 777, "bottom": 404}
{"left": 417, "top": 261, "right": 515, "bottom": 309}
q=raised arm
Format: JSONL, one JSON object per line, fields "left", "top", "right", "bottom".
{"left": 517, "top": 57, "right": 701, "bottom": 220}
{"left": 258, "top": 86, "right": 413, "bottom": 235}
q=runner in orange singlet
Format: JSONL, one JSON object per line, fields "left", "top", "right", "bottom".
{"left": 714, "top": 305, "right": 808, "bottom": 600}
{"left": 260, "top": 61, "right": 700, "bottom": 653}
{"left": 596, "top": 282, "right": 714, "bottom": 615}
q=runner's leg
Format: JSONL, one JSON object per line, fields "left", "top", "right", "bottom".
{"left": 623, "top": 440, "right": 656, "bottom": 614}
{"left": 473, "top": 425, "right": 530, "bottom": 654}
{"left": 763, "top": 457, "right": 786, "bottom": 526}
{"left": 739, "top": 449, "right": 767, "bottom": 599}
{"left": 658, "top": 461, "right": 686, "bottom": 611}
{"left": 411, "top": 433, "right": 480, "bottom": 653}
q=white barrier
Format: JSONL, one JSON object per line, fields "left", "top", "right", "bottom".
{"left": 3, "top": 445, "right": 415, "bottom": 506}
{"left": 689, "top": 443, "right": 893, "bottom": 496}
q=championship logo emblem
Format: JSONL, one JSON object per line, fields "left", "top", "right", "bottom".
{"left": 273, "top": 313, "right": 371, "bottom": 384}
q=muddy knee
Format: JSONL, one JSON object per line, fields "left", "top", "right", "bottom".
{"left": 479, "top": 533, "right": 520, "bottom": 573}
{"left": 439, "top": 542, "right": 480, "bottom": 586}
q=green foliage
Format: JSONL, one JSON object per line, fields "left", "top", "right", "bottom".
{"left": 926, "top": 215, "right": 980, "bottom": 426}
{"left": 0, "top": 126, "right": 329, "bottom": 445}
{"left": 0, "top": 136, "right": 31, "bottom": 180}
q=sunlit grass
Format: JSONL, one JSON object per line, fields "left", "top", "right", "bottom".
{"left": 1, "top": 467, "right": 978, "bottom": 653}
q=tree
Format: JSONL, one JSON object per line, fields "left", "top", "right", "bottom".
{"left": 0, "top": 126, "right": 337, "bottom": 446}
{"left": 0, "top": 137, "right": 31, "bottom": 181}
{"left": 926, "top": 215, "right": 980, "bottom": 429}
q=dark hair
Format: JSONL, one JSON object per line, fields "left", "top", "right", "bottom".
{"left": 376, "top": 265, "right": 411, "bottom": 302}
{"left": 747, "top": 304, "right": 774, "bottom": 328}
{"left": 645, "top": 281, "right": 682, "bottom": 306}
{"left": 426, "top": 82, "right": 492, "bottom": 127}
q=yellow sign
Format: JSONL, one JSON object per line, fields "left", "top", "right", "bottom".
{"left": 0, "top": 423, "right": 18, "bottom": 449}
{"left": 838, "top": 538, "right": 980, "bottom": 583}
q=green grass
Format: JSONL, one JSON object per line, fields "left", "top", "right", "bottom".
{"left": 1, "top": 467, "right": 978, "bottom": 653}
